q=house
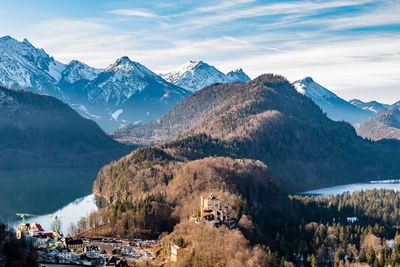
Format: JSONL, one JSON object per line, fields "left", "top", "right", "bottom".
{"left": 85, "top": 245, "right": 101, "bottom": 259}
{"left": 65, "top": 238, "right": 84, "bottom": 251}
{"left": 57, "top": 247, "right": 72, "bottom": 263}
{"left": 29, "top": 223, "right": 45, "bottom": 236}
{"left": 16, "top": 223, "right": 45, "bottom": 239}
{"left": 346, "top": 217, "right": 358, "bottom": 223}
{"left": 106, "top": 256, "right": 129, "bottom": 267}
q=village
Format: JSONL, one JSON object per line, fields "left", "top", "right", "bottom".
{"left": 5, "top": 193, "right": 238, "bottom": 266}
{"left": 14, "top": 221, "right": 156, "bottom": 267}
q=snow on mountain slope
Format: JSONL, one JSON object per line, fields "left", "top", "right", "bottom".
{"left": 0, "top": 36, "right": 191, "bottom": 131}
{"left": 293, "top": 77, "right": 372, "bottom": 125}
{"left": 349, "top": 99, "right": 389, "bottom": 113}
{"left": 0, "top": 36, "right": 65, "bottom": 96}
{"left": 161, "top": 60, "right": 241, "bottom": 92}
{"left": 61, "top": 60, "right": 101, "bottom": 84}
{"left": 85, "top": 56, "right": 184, "bottom": 105}
{"left": 226, "top": 68, "right": 251, "bottom": 82}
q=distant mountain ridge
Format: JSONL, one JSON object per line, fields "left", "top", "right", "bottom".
{"left": 349, "top": 99, "right": 389, "bottom": 114}
{"left": 293, "top": 77, "right": 372, "bottom": 125}
{"left": 357, "top": 106, "right": 400, "bottom": 140}
{"left": 161, "top": 60, "right": 250, "bottom": 92}
{"left": 0, "top": 86, "right": 129, "bottom": 168}
{"left": 0, "top": 36, "right": 190, "bottom": 131}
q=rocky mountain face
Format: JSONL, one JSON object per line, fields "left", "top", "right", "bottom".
{"left": 161, "top": 60, "right": 250, "bottom": 92}
{"left": 349, "top": 99, "right": 389, "bottom": 114}
{"left": 0, "top": 36, "right": 190, "bottom": 131}
{"left": 0, "top": 36, "right": 64, "bottom": 97}
{"left": 293, "top": 77, "right": 372, "bottom": 125}
{"left": 114, "top": 74, "right": 400, "bottom": 192}
{"left": 226, "top": 68, "right": 251, "bottom": 83}
{"left": 357, "top": 106, "right": 400, "bottom": 140}
{"left": 63, "top": 56, "right": 190, "bottom": 131}
{"left": 0, "top": 86, "right": 130, "bottom": 169}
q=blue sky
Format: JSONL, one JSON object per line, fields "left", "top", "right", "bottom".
{"left": 0, "top": 0, "right": 399, "bottom": 102}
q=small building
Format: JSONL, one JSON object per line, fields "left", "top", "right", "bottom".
{"left": 29, "top": 223, "right": 45, "bottom": 236}
{"left": 16, "top": 223, "right": 45, "bottom": 239}
{"left": 85, "top": 245, "right": 101, "bottom": 259}
{"left": 57, "top": 246, "right": 72, "bottom": 263}
{"left": 346, "top": 217, "right": 358, "bottom": 223}
{"left": 65, "top": 238, "right": 84, "bottom": 251}
{"left": 170, "top": 243, "right": 181, "bottom": 262}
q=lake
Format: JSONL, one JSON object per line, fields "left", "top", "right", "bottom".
{"left": 12, "top": 194, "right": 98, "bottom": 235}
{"left": 0, "top": 167, "right": 99, "bottom": 223}
{"left": 302, "top": 181, "right": 400, "bottom": 195}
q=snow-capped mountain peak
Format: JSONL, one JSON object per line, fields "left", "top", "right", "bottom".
{"left": 61, "top": 60, "right": 101, "bottom": 84}
{"left": 0, "top": 36, "right": 65, "bottom": 94}
{"left": 293, "top": 77, "right": 372, "bottom": 124}
{"left": 161, "top": 60, "right": 234, "bottom": 92}
{"left": 105, "top": 56, "right": 158, "bottom": 79}
{"left": 293, "top": 77, "right": 338, "bottom": 101}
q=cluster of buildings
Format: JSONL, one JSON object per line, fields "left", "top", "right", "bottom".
{"left": 191, "top": 194, "right": 238, "bottom": 229}
{"left": 15, "top": 222, "right": 156, "bottom": 266}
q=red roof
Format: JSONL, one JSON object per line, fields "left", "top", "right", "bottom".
{"left": 44, "top": 232, "right": 56, "bottom": 238}
{"left": 35, "top": 223, "right": 44, "bottom": 232}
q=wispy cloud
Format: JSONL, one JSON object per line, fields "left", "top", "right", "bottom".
{"left": 223, "top": 36, "right": 292, "bottom": 54}
{"left": 108, "top": 9, "right": 157, "bottom": 18}
{"left": 11, "top": 0, "right": 399, "bottom": 102}
{"left": 168, "top": 0, "right": 375, "bottom": 29}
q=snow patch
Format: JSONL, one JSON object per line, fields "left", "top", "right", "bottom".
{"left": 111, "top": 109, "right": 123, "bottom": 121}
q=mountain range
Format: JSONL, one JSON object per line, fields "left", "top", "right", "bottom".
{"left": 349, "top": 99, "right": 389, "bottom": 114}
{"left": 160, "top": 60, "right": 250, "bottom": 92}
{"left": 114, "top": 74, "right": 400, "bottom": 192}
{"left": 0, "top": 36, "right": 251, "bottom": 131}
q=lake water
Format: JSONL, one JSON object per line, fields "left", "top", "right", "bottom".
{"left": 12, "top": 194, "right": 98, "bottom": 235}
{"left": 302, "top": 182, "right": 400, "bottom": 195}
{"left": 0, "top": 167, "right": 99, "bottom": 223}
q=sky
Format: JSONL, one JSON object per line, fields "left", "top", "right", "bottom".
{"left": 0, "top": 0, "right": 399, "bottom": 103}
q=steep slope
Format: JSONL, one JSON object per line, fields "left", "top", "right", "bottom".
{"left": 161, "top": 60, "right": 249, "bottom": 92}
{"left": 0, "top": 36, "right": 65, "bottom": 97}
{"left": 74, "top": 56, "right": 190, "bottom": 130}
{"left": 0, "top": 86, "right": 129, "bottom": 169}
{"left": 357, "top": 107, "right": 400, "bottom": 140}
{"left": 293, "top": 77, "right": 372, "bottom": 124}
{"left": 114, "top": 74, "right": 400, "bottom": 192}
{"left": 226, "top": 68, "right": 251, "bottom": 82}
{"left": 349, "top": 99, "right": 389, "bottom": 113}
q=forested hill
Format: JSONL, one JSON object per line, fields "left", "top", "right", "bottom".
{"left": 0, "top": 86, "right": 130, "bottom": 169}
{"left": 357, "top": 107, "right": 400, "bottom": 141}
{"left": 114, "top": 74, "right": 400, "bottom": 192}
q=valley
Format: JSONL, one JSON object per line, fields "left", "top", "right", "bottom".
{"left": 0, "top": 24, "right": 399, "bottom": 266}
